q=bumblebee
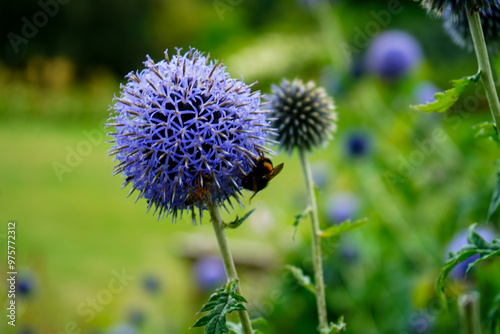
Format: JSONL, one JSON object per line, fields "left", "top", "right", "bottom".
{"left": 184, "top": 174, "right": 212, "bottom": 206}
{"left": 242, "top": 155, "right": 284, "bottom": 200}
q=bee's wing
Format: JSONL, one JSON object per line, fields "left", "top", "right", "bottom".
{"left": 268, "top": 163, "right": 284, "bottom": 180}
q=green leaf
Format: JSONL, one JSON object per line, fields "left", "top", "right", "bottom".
{"left": 292, "top": 206, "right": 311, "bottom": 240}
{"left": 192, "top": 280, "right": 248, "bottom": 334}
{"left": 411, "top": 71, "right": 481, "bottom": 113}
{"left": 319, "top": 217, "right": 368, "bottom": 239}
{"left": 473, "top": 121, "right": 499, "bottom": 143}
{"left": 488, "top": 168, "right": 500, "bottom": 222}
{"left": 284, "top": 265, "right": 316, "bottom": 294}
{"left": 226, "top": 207, "right": 257, "bottom": 229}
{"left": 437, "top": 224, "right": 500, "bottom": 305}
{"left": 320, "top": 316, "right": 347, "bottom": 334}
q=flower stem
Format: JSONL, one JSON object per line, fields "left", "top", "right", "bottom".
{"left": 458, "top": 291, "right": 482, "bottom": 334}
{"left": 467, "top": 10, "right": 500, "bottom": 140}
{"left": 207, "top": 201, "right": 254, "bottom": 334}
{"left": 299, "top": 149, "right": 329, "bottom": 331}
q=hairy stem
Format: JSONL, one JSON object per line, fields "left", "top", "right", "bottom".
{"left": 207, "top": 201, "right": 254, "bottom": 334}
{"left": 467, "top": 10, "right": 500, "bottom": 140}
{"left": 299, "top": 149, "right": 329, "bottom": 331}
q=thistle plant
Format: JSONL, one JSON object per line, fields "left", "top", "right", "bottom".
{"left": 413, "top": 1, "right": 500, "bottom": 331}
{"left": 107, "top": 47, "right": 274, "bottom": 333}
{"left": 267, "top": 78, "right": 345, "bottom": 332}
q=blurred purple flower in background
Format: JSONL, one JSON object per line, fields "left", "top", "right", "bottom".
{"left": 344, "top": 131, "right": 371, "bottom": 158}
{"left": 107, "top": 323, "right": 137, "bottom": 334}
{"left": 445, "top": 226, "right": 496, "bottom": 279}
{"left": 142, "top": 274, "right": 161, "bottom": 294}
{"left": 324, "top": 192, "right": 360, "bottom": 224}
{"left": 414, "top": 81, "right": 440, "bottom": 105}
{"left": 311, "top": 162, "right": 332, "bottom": 189}
{"left": 194, "top": 256, "right": 226, "bottom": 292}
{"left": 17, "top": 268, "right": 38, "bottom": 298}
{"left": 365, "top": 30, "right": 423, "bottom": 81}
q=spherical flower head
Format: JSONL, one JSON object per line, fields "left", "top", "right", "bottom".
{"left": 365, "top": 30, "right": 423, "bottom": 81}
{"left": 267, "top": 78, "right": 337, "bottom": 155}
{"left": 418, "top": 0, "right": 500, "bottom": 18}
{"left": 194, "top": 256, "right": 226, "bottom": 292}
{"left": 445, "top": 226, "right": 496, "bottom": 280}
{"left": 443, "top": 6, "right": 500, "bottom": 52}
{"left": 107, "top": 48, "right": 271, "bottom": 221}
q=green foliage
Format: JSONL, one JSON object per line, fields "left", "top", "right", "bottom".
{"left": 486, "top": 293, "right": 500, "bottom": 333}
{"left": 488, "top": 168, "right": 500, "bottom": 222}
{"left": 285, "top": 265, "right": 316, "bottom": 294}
{"left": 437, "top": 224, "right": 500, "bottom": 304}
{"left": 319, "top": 218, "right": 368, "bottom": 239}
{"left": 411, "top": 72, "right": 482, "bottom": 113}
{"left": 473, "top": 121, "right": 499, "bottom": 143}
{"left": 320, "top": 317, "right": 347, "bottom": 334}
{"left": 192, "top": 280, "right": 248, "bottom": 334}
{"left": 225, "top": 207, "right": 258, "bottom": 229}
{"left": 227, "top": 318, "right": 269, "bottom": 334}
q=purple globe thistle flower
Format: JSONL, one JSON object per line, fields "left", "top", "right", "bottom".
{"left": 445, "top": 226, "right": 496, "bottom": 279}
{"left": 193, "top": 256, "right": 227, "bottom": 292}
{"left": 365, "top": 30, "right": 423, "bottom": 81}
{"left": 345, "top": 131, "right": 371, "bottom": 158}
{"left": 443, "top": 6, "right": 500, "bottom": 52}
{"left": 107, "top": 48, "right": 273, "bottom": 221}
{"left": 324, "top": 192, "right": 360, "bottom": 225}
{"left": 266, "top": 79, "right": 337, "bottom": 155}
{"left": 418, "top": 0, "right": 500, "bottom": 18}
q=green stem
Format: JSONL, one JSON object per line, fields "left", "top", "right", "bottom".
{"left": 458, "top": 291, "right": 482, "bottom": 334}
{"left": 208, "top": 201, "right": 254, "bottom": 334}
{"left": 467, "top": 10, "right": 500, "bottom": 140}
{"left": 299, "top": 149, "right": 329, "bottom": 331}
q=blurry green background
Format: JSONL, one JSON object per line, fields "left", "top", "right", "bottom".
{"left": 1, "top": 0, "right": 500, "bottom": 333}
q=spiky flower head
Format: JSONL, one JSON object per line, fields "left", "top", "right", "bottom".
{"left": 267, "top": 79, "right": 337, "bottom": 154}
{"left": 107, "top": 48, "right": 272, "bottom": 221}
{"left": 443, "top": 6, "right": 500, "bottom": 52}
{"left": 418, "top": 0, "right": 500, "bottom": 18}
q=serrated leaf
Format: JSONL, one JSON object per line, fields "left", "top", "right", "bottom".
{"left": 319, "top": 217, "right": 368, "bottom": 239}
{"left": 473, "top": 121, "right": 499, "bottom": 143}
{"left": 192, "top": 280, "right": 248, "bottom": 334}
{"left": 320, "top": 316, "right": 347, "bottom": 334}
{"left": 285, "top": 265, "right": 316, "bottom": 294}
{"left": 411, "top": 71, "right": 481, "bottom": 113}
{"left": 437, "top": 224, "right": 500, "bottom": 306}
{"left": 488, "top": 169, "right": 500, "bottom": 222}
{"left": 292, "top": 206, "right": 311, "bottom": 240}
{"left": 226, "top": 207, "right": 257, "bottom": 229}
